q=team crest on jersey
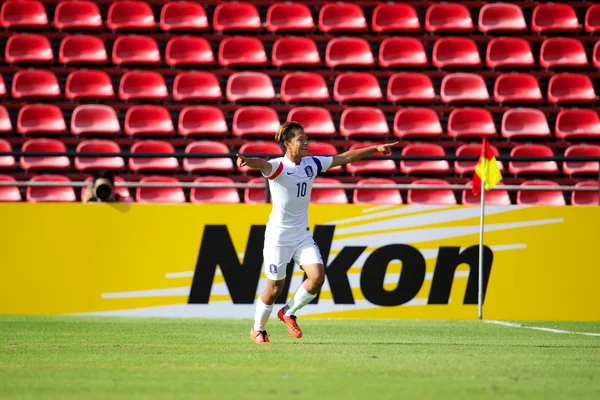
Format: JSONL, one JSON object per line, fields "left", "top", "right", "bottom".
{"left": 269, "top": 264, "right": 278, "bottom": 274}
{"left": 304, "top": 165, "right": 314, "bottom": 178}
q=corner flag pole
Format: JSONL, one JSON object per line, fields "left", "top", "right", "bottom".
{"left": 478, "top": 177, "right": 485, "bottom": 320}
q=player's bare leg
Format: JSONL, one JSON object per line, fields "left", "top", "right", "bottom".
{"left": 251, "top": 278, "right": 285, "bottom": 344}
{"left": 278, "top": 263, "right": 325, "bottom": 338}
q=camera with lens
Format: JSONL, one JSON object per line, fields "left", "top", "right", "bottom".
{"left": 85, "top": 171, "right": 117, "bottom": 203}
{"left": 93, "top": 182, "right": 113, "bottom": 201}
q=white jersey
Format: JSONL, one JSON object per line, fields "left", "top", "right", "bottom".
{"left": 262, "top": 155, "right": 333, "bottom": 245}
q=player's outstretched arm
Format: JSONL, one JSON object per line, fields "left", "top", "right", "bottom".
{"left": 330, "top": 142, "right": 398, "bottom": 168}
{"left": 236, "top": 154, "right": 273, "bottom": 176}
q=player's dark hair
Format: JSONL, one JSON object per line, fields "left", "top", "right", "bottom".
{"left": 275, "top": 122, "right": 303, "bottom": 150}
{"left": 93, "top": 170, "right": 115, "bottom": 185}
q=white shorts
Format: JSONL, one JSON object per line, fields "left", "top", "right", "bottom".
{"left": 263, "top": 236, "right": 324, "bottom": 281}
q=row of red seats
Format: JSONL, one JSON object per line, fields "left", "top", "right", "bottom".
{"left": 3, "top": 69, "right": 598, "bottom": 106}
{"left": 6, "top": 33, "right": 600, "bottom": 70}
{"left": 2, "top": 103, "right": 599, "bottom": 140}
{"left": 2, "top": 137, "right": 599, "bottom": 177}
{"left": 1, "top": 174, "right": 595, "bottom": 206}
{"left": 3, "top": 1, "right": 600, "bottom": 34}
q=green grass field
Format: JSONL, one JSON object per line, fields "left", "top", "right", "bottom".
{"left": 0, "top": 317, "right": 598, "bottom": 400}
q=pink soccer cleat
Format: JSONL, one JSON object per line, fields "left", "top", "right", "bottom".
{"left": 250, "top": 329, "right": 270, "bottom": 344}
{"left": 277, "top": 308, "right": 303, "bottom": 338}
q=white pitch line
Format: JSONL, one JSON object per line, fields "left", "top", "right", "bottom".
{"left": 485, "top": 320, "right": 600, "bottom": 337}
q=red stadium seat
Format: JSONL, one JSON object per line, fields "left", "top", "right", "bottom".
{"left": 287, "top": 107, "right": 336, "bottom": 138}
{"left": 5, "top": 34, "right": 52, "bottom": 63}
{"left": 218, "top": 37, "right": 267, "bottom": 67}
{"left": 11, "top": 70, "right": 60, "bottom": 99}
{"left": 232, "top": 107, "right": 280, "bottom": 137}
{"left": 440, "top": 73, "right": 489, "bottom": 103}
{"left": 540, "top": 38, "right": 588, "bottom": 69}
{"left": 371, "top": 3, "right": 420, "bottom": 33}
{"left": 112, "top": 35, "right": 160, "bottom": 65}
{"left": 447, "top": 108, "right": 496, "bottom": 139}
{"left": 1, "top": 0, "right": 47, "bottom": 28}
{"left": 353, "top": 179, "right": 402, "bottom": 205}
{"left": 237, "top": 142, "right": 283, "bottom": 174}
{"left": 107, "top": 1, "right": 155, "bottom": 31}
{"left": 346, "top": 143, "right": 396, "bottom": 174}
{"left": 308, "top": 142, "right": 341, "bottom": 172}
{"left": 594, "top": 41, "right": 600, "bottom": 69}
{"left": 0, "top": 106, "right": 11, "bottom": 134}
{"left": 325, "top": 37, "right": 373, "bottom": 68}
{"left": 71, "top": 105, "right": 120, "bottom": 136}
{"left": 400, "top": 144, "right": 450, "bottom": 175}
{"left": 486, "top": 38, "right": 535, "bottom": 69}
{"left": 272, "top": 37, "right": 320, "bottom": 67}
{"left": 387, "top": 73, "right": 435, "bottom": 103}
{"left": 21, "top": 139, "right": 70, "bottom": 170}
{"left": 74, "top": 140, "right": 124, "bottom": 171}
{"left": 172, "top": 72, "right": 221, "bottom": 102}
{"left": 27, "top": 175, "right": 76, "bottom": 203}
{"left": 333, "top": 73, "right": 382, "bottom": 103}
{"left": 178, "top": 106, "right": 228, "bottom": 137}
{"left": 160, "top": 1, "right": 208, "bottom": 31}
{"left": 319, "top": 3, "right": 367, "bottom": 33}
{"left": 532, "top": 4, "right": 579, "bottom": 33}
{"left": 165, "top": 36, "right": 214, "bottom": 66}
{"left": 563, "top": 145, "right": 600, "bottom": 176}
{"left": 501, "top": 108, "right": 551, "bottom": 140}
{"left": 17, "top": 104, "right": 65, "bottom": 135}
{"left": 571, "top": 181, "right": 598, "bottom": 206}
{"left": 425, "top": 3, "right": 473, "bottom": 32}
{"left": 0, "top": 140, "right": 15, "bottom": 169}
{"left": 493, "top": 73, "right": 543, "bottom": 104}
{"left": 548, "top": 74, "right": 596, "bottom": 104}
{"left": 0, "top": 75, "right": 5, "bottom": 97}
{"left": 462, "top": 183, "right": 511, "bottom": 206}
{"left": 0, "top": 175, "right": 21, "bottom": 202}
{"left": 280, "top": 72, "right": 330, "bottom": 103}
{"left": 454, "top": 143, "right": 502, "bottom": 175}
{"left": 340, "top": 107, "right": 389, "bottom": 138}
{"left": 213, "top": 2, "right": 261, "bottom": 32}
{"left": 266, "top": 3, "right": 314, "bottom": 32}
{"left": 585, "top": 5, "right": 600, "bottom": 33}
{"left": 379, "top": 38, "right": 428, "bottom": 68}
{"left": 129, "top": 141, "right": 179, "bottom": 172}
{"left": 183, "top": 141, "right": 234, "bottom": 173}
{"left": 509, "top": 145, "right": 558, "bottom": 175}
{"left": 119, "top": 71, "right": 168, "bottom": 101}
{"left": 478, "top": 3, "right": 527, "bottom": 33}
{"left": 137, "top": 177, "right": 185, "bottom": 204}
{"left": 65, "top": 70, "right": 114, "bottom": 100}
{"left": 311, "top": 178, "right": 348, "bottom": 204}
{"left": 407, "top": 179, "right": 457, "bottom": 205}
{"left": 125, "top": 106, "right": 174, "bottom": 136}
{"left": 394, "top": 108, "right": 443, "bottom": 138}
{"left": 59, "top": 35, "right": 107, "bottom": 64}
{"left": 244, "top": 177, "right": 267, "bottom": 204}
{"left": 555, "top": 109, "right": 600, "bottom": 140}
{"left": 54, "top": 0, "right": 102, "bottom": 30}
{"left": 226, "top": 72, "right": 275, "bottom": 103}
{"left": 517, "top": 181, "right": 565, "bottom": 206}
{"left": 192, "top": 177, "right": 240, "bottom": 204}
{"left": 432, "top": 38, "right": 481, "bottom": 69}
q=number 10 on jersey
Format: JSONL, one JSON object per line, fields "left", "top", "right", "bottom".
{"left": 296, "top": 182, "right": 307, "bottom": 197}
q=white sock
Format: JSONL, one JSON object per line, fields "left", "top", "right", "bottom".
{"left": 253, "top": 297, "right": 273, "bottom": 332}
{"left": 284, "top": 282, "right": 317, "bottom": 316}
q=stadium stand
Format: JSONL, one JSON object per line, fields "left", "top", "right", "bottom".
{"left": 0, "top": 0, "right": 597, "bottom": 205}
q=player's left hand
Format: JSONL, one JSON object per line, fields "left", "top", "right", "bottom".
{"left": 376, "top": 142, "right": 398, "bottom": 155}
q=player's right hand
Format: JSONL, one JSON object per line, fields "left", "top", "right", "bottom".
{"left": 236, "top": 154, "right": 247, "bottom": 168}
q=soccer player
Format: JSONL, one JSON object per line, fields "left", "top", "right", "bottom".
{"left": 237, "top": 122, "right": 397, "bottom": 344}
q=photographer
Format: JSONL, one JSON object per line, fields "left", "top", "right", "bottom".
{"left": 83, "top": 171, "right": 131, "bottom": 203}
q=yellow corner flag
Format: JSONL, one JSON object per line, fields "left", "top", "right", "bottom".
{"left": 472, "top": 138, "right": 502, "bottom": 196}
